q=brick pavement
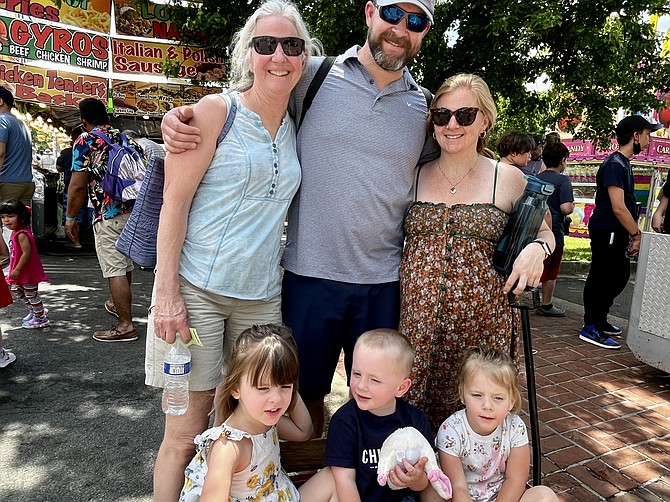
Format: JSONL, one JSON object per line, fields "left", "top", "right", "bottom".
{"left": 524, "top": 303, "right": 670, "bottom": 501}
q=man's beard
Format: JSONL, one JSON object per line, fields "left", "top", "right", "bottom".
{"left": 367, "top": 28, "right": 419, "bottom": 72}
{"left": 633, "top": 141, "right": 642, "bottom": 155}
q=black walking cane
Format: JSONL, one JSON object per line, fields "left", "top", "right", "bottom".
{"left": 509, "top": 287, "right": 542, "bottom": 486}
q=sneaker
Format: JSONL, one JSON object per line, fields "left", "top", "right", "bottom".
{"left": 93, "top": 326, "right": 138, "bottom": 343}
{"left": 599, "top": 322, "right": 622, "bottom": 336}
{"left": 0, "top": 349, "right": 16, "bottom": 368}
{"left": 536, "top": 304, "right": 566, "bottom": 317}
{"left": 23, "top": 308, "right": 48, "bottom": 323}
{"left": 579, "top": 325, "right": 621, "bottom": 349}
{"left": 22, "top": 316, "right": 50, "bottom": 329}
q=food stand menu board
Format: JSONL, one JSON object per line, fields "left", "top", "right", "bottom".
{"left": 112, "top": 38, "right": 226, "bottom": 81}
{"left": 0, "top": 0, "right": 111, "bottom": 34}
{"left": 113, "top": 0, "right": 180, "bottom": 40}
{"left": 0, "top": 14, "right": 109, "bottom": 72}
{"left": 0, "top": 60, "right": 106, "bottom": 106}
{"left": 112, "top": 79, "right": 219, "bottom": 117}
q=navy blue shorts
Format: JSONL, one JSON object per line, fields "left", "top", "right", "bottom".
{"left": 281, "top": 271, "right": 400, "bottom": 402}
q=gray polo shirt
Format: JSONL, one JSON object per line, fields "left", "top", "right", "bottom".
{"left": 281, "top": 46, "right": 428, "bottom": 284}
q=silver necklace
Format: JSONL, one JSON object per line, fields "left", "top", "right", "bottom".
{"left": 437, "top": 155, "right": 480, "bottom": 194}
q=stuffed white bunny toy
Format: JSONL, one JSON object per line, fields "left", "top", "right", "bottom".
{"left": 376, "top": 427, "right": 452, "bottom": 500}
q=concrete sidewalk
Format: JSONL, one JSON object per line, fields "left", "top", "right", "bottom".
{"left": 1, "top": 249, "right": 669, "bottom": 501}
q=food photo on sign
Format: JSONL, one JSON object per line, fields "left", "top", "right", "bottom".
{"left": 0, "top": 0, "right": 112, "bottom": 34}
{"left": 113, "top": 0, "right": 181, "bottom": 40}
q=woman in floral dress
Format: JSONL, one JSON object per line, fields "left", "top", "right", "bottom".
{"left": 399, "top": 74, "right": 555, "bottom": 431}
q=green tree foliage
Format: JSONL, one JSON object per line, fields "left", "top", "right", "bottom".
{"left": 157, "top": 0, "right": 670, "bottom": 145}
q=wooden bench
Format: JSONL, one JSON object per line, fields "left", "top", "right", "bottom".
{"left": 280, "top": 438, "right": 327, "bottom": 486}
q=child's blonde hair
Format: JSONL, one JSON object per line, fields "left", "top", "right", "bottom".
{"left": 215, "top": 324, "right": 299, "bottom": 421}
{"left": 458, "top": 346, "right": 522, "bottom": 414}
{"left": 355, "top": 328, "right": 415, "bottom": 378}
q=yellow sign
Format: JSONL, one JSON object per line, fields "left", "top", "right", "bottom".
{"left": 112, "top": 39, "right": 226, "bottom": 81}
{"left": 112, "top": 79, "right": 219, "bottom": 116}
{"left": 0, "top": 59, "right": 107, "bottom": 106}
{"left": 0, "top": 0, "right": 111, "bottom": 34}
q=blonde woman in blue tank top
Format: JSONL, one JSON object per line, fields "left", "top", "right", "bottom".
{"left": 145, "top": 2, "right": 321, "bottom": 499}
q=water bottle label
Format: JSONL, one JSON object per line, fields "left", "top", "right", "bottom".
{"left": 164, "top": 361, "right": 191, "bottom": 375}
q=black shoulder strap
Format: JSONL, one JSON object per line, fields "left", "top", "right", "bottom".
{"left": 298, "top": 56, "right": 336, "bottom": 131}
{"left": 420, "top": 85, "right": 433, "bottom": 110}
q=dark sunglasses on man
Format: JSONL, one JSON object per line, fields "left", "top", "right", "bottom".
{"left": 376, "top": 3, "right": 431, "bottom": 33}
{"left": 430, "top": 107, "right": 481, "bottom": 127}
{"left": 251, "top": 36, "right": 305, "bottom": 57}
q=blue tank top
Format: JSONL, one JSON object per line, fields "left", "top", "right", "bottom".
{"left": 180, "top": 92, "right": 301, "bottom": 300}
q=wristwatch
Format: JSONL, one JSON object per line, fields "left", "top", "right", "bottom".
{"left": 533, "top": 240, "right": 552, "bottom": 258}
{"left": 630, "top": 230, "right": 641, "bottom": 238}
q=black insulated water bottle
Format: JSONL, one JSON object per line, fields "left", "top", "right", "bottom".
{"left": 493, "top": 175, "right": 555, "bottom": 275}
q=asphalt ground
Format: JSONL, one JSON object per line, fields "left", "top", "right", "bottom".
{"left": 1, "top": 246, "right": 159, "bottom": 502}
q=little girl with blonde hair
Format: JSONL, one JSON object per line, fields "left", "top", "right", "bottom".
{"left": 436, "top": 347, "right": 558, "bottom": 502}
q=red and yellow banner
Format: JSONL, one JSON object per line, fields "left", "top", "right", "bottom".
{"left": 0, "top": 60, "right": 106, "bottom": 106}
{"left": 0, "top": 14, "right": 109, "bottom": 71}
{"left": 0, "top": 0, "right": 111, "bottom": 34}
{"left": 112, "top": 38, "right": 226, "bottom": 81}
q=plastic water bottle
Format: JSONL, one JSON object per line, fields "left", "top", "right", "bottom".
{"left": 162, "top": 338, "right": 191, "bottom": 416}
{"left": 493, "top": 175, "right": 555, "bottom": 275}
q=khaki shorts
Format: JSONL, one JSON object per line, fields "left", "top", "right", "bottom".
{"left": 0, "top": 181, "right": 35, "bottom": 206}
{"left": 93, "top": 212, "right": 134, "bottom": 278}
{"left": 145, "top": 276, "right": 282, "bottom": 391}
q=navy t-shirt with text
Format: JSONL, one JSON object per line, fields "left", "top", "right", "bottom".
{"left": 324, "top": 398, "right": 434, "bottom": 502}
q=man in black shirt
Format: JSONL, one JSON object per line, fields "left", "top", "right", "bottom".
{"left": 581, "top": 115, "right": 661, "bottom": 349}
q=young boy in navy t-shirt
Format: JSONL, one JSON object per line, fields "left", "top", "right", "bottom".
{"left": 321, "top": 329, "right": 441, "bottom": 502}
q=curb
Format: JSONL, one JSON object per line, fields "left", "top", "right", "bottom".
{"left": 559, "top": 260, "right": 637, "bottom": 276}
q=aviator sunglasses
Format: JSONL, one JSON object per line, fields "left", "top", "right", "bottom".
{"left": 376, "top": 3, "right": 431, "bottom": 33}
{"left": 251, "top": 36, "right": 305, "bottom": 57}
{"left": 430, "top": 107, "right": 481, "bottom": 127}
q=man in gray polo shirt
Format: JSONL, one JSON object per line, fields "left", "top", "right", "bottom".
{"left": 161, "top": 0, "right": 436, "bottom": 436}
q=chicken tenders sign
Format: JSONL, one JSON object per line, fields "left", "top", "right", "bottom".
{"left": 0, "top": 60, "right": 106, "bottom": 106}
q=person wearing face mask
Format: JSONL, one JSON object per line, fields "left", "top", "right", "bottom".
{"left": 580, "top": 115, "right": 662, "bottom": 350}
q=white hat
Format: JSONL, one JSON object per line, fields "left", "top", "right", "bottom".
{"left": 375, "top": 0, "right": 435, "bottom": 23}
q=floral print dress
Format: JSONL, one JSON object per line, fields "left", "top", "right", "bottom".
{"left": 399, "top": 198, "right": 520, "bottom": 432}
{"left": 180, "top": 424, "right": 299, "bottom": 502}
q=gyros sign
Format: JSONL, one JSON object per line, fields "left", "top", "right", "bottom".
{"left": 0, "top": 15, "right": 109, "bottom": 71}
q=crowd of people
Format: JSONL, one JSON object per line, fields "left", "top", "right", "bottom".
{"left": 1, "top": 0, "right": 668, "bottom": 500}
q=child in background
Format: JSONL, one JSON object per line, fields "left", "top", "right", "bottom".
{"left": 437, "top": 347, "right": 558, "bottom": 502}
{"left": 0, "top": 200, "right": 49, "bottom": 329}
{"left": 321, "top": 328, "right": 441, "bottom": 502}
{"left": 180, "top": 324, "right": 335, "bottom": 502}
{"left": 0, "top": 236, "right": 16, "bottom": 367}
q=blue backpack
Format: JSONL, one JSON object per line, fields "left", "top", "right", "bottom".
{"left": 89, "top": 130, "right": 147, "bottom": 203}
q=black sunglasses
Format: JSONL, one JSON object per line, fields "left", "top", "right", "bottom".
{"left": 430, "top": 107, "right": 481, "bottom": 127}
{"left": 377, "top": 3, "right": 430, "bottom": 33}
{"left": 251, "top": 36, "right": 305, "bottom": 57}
